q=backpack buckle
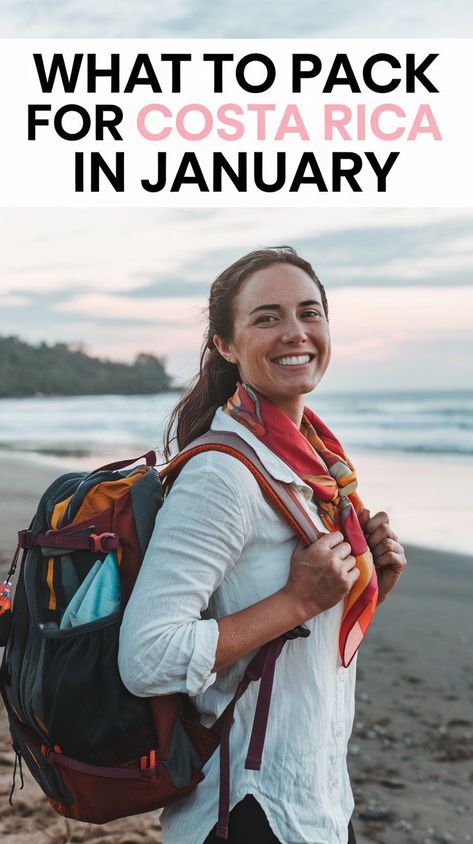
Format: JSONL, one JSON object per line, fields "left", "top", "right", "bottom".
{"left": 285, "top": 624, "right": 311, "bottom": 640}
{"left": 139, "top": 750, "right": 157, "bottom": 779}
{"left": 17, "top": 530, "right": 33, "bottom": 549}
{"left": 89, "top": 533, "right": 119, "bottom": 553}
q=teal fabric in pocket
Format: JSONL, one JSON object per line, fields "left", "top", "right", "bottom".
{"left": 60, "top": 552, "right": 121, "bottom": 629}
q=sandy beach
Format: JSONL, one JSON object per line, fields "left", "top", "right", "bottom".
{"left": 0, "top": 452, "right": 471, "bottom": 844}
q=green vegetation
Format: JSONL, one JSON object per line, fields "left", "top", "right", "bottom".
{"left": 0, "top": 336, "right": 174, "bottom": 397}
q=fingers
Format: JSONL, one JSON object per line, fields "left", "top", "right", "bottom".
{"left": 366, "top": 521, "right": 398, "bottom": 552}
{"left": 339, "top": 541, "right": 353, "bottom": 560}
{"left": 375, "top": 550, "right": 406, "bottom": 570}
{"left": 324, "top": 530, "right": 345, "bottom": 549}
{"left": 362, "top": 510, "right": 389, "bottom": 537}
{"left": 374, "top": 544, "right": 407, "bottom": 572}
{"left": 348, "top": 565, "right": 361, "bottom": 583}
{"left": 304, "top": 531, "right": 344, "bottom": 552}
{"left": 371, "top": 536, "right": 403, "bottom": 557}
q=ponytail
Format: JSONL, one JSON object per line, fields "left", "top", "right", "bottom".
{"left": 163, "top": 345, "right": 238, "bottom": 460}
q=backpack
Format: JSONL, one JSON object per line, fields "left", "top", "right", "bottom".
{"left": 0, "top": 431, "right": 316, "bottom": 839}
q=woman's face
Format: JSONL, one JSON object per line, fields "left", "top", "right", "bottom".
{"left": 214, "top": 263, "right": 331, "bottom": 424}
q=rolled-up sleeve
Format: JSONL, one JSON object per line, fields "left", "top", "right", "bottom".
{"left": 118, "top": 452, "right": 246, "bottom": 698}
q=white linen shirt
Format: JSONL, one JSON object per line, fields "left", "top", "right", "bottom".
{"left": 118, "top": 408, "right": 357, "bottom": 844}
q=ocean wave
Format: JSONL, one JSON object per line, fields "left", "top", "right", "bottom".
{"left": 1, "top": 391, "right": 473, "bottom": 463}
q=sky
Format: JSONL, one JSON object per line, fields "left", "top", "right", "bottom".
{"left": 2, "top": 207, "right": 472, "bottom": 391}
{"left": 1, "top": 3, "right": 472, "bottom": 392}
{"left": 1, "top": 0, "right": 473, "bottom": 38}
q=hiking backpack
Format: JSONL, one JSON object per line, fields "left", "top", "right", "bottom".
{"left": 0, "top": 431, "right": 317, "bottom": 839}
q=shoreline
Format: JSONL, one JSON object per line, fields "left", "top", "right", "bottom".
{"left": 1, "top": 445, "right": 472, "bottom": 557}
{"left": 0, "top": 453, "right": 472, "bottom": 843}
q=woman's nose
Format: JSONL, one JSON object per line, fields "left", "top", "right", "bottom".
{"left": 280, "top": 318, "right": 307, "bottom": 344}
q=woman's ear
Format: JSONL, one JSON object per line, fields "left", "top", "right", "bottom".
{"left": 213, "top": 334, "right": 236, "bottom": 364}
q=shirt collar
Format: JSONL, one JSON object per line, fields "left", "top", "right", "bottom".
{"left": 211, "top": 407, "right": 313, "bottom": 497}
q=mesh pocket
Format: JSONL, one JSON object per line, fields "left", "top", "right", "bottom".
{"left": 39, "top": 613, "right": 148, "bottom": 759}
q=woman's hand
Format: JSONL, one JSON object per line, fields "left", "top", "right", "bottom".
{"left": 358, "top": 510, "right": 407, "bottom": 605}
{"left": 214, "top": 532, "right": 359, "bottom": 672}
{"left": 283, "top": 531, "right": 360, "bottom": 620}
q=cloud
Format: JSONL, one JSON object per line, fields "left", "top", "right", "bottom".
{"left": 0, "top": 0, "right": 190, "bottom": 37}
{"left": 0, "top": 294, "right": 30, "bottom": 307}
{"left": 2, "top": 208, "right": 473, "bottom": 299}
{"left": 1, "top": 0, "right": 472, "bottom": 36}
{"left": 55, "top": 291, "right": 207, "bottom": 324}
{"left": 328, "top": 286, "right": 473, "bottom": 366}
{"left": 136, "top": 213, "right": 473, "bottom": 295}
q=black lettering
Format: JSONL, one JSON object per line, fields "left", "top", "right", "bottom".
{"left": 86, "top": 53, "right": 120, "bottom": 93}
{"left": 236, "top": 54, "right": 276, "bottom": 93}
{"left": 28, "top": 104, "right": 51, "bottom": 140}
{"left": 95, "top": 105, "right": 123, "bottom": 140}
{"left": 203, "top": 54, "right": 234, "bottom": 93}
{"left": 75, "top": 152, "right": 84, "bottom": 191}
{"left": 33, "top": 53, "right": 83, "bottom": 93}
{"left": 90, "top": 152, "right": 125, "bottom": 191}
{"left": 363, "top": 53, "right": 401, "bottom": 93}
{"left": 254, "top": 151, "right": 286, "bottom": 192}
{"left": 171, "top": 153, "right": 209, "bottom": 191}
{"left": 213, "top": 153, "right": 247, "bottom": 191}
{"left": 54, "top": 105, "right": 91, "bottom": 141}
{"left": 323, "top": 54, "right": 361, "bottom": 93}
{"left": 365, "top": 151, "right": 400, "bottom": 191}
{"left": 289, "top": 153, "right": 328, "bottom": 192}
{"left": 161, "top": 54, "right": 192, "bottom": 93}
{"left": 124, "top": 54, "right": 163, "bottom": 93}
{"left": 142, "top": 152, "right": 167, "bottom": 192}
{"left": 292, "top": 54, "right": 322, "bottom": 93}
{"left": 332, "top": 153, "right": 363, "bottom": 191}
{"left": 406, "top": 53, "right": 438, "bottom": 93}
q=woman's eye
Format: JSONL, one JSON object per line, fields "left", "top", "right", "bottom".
{"left": 254, "top": 314, "right": 278, "bottom": 324}
{"left": 254, "top": 310, "right": 322, "bottom": 325}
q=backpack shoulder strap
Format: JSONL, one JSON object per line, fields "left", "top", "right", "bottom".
{"left": 162, "top": 431, "right": 320, "bottom": 838}
{"left": 160, "top": 430, "right": 320, "bottom": 546}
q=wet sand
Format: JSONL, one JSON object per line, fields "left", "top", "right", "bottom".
{"left": 0, "top": 452, "right": 472, "bottom": 843}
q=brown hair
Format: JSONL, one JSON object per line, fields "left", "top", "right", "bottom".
{"left": 163, "top": 246, "right": 327, "bottom": 459}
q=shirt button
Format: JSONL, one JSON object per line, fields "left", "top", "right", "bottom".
{"left": 338, "top": 672, "right": 344, "bottom": 684}
{"left": 336, "top": 726, "right": 343, "bottom": 737}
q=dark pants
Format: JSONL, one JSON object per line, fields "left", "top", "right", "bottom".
{"left": 203, "top": 795, "right": 357, "bottom": 843}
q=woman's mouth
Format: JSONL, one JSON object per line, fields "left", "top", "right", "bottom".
{"left": 272, "top": 354, "right": 314, "bottom": 367}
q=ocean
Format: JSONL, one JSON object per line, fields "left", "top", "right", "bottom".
{"left": 0, "top": 390, "right": 471, "bottom": 462}
{"left": 1, "top": 390, "right": 472, "bottom": 554}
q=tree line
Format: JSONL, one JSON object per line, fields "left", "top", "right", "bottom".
{"left": 0, "top": 336, "right": 174, "bottom": 397}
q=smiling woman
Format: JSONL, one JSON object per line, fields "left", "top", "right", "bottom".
{"left": 118, "top": 246, "right": 406, "bottom": 844}
{"left": 163, "top": 246, "right": 330, "bottom": 450}
{"left": 212, "top": 262, "right": 331, "bottom": 425}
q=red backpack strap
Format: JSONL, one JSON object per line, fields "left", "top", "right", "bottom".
{"left": 161, "top": 431, "right": 320, "bottom": 546}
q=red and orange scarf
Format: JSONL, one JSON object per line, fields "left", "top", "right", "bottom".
{"left": 224, "top": 382, "right": 378, "bottom": 667}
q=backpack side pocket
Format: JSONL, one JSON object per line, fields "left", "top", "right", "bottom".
{"left": 39, "top": 613, "right": 148, "bottom": 759}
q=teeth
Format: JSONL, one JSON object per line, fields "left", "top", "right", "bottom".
{"left": 274, "top": 355, "right": 311, "bottom": 366}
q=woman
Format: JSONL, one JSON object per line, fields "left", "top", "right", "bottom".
{"left": 118, "top": 247, "right": 407, "bottom": 844}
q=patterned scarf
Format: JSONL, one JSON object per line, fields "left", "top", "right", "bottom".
{"left": 224, "top": 382, "right": 378, "bottom": 667}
